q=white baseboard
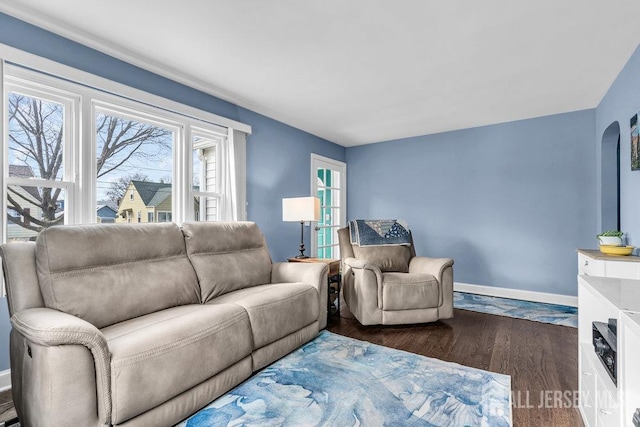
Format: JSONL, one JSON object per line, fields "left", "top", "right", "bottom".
{"left": 454, "top": 282, "right": 578, "bottom": 307}
{"left": 0, "top": 369, "right": 10, "bottom": 392}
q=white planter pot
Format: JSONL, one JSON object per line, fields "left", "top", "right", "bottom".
{"left": 598, "top": 236, "right": 623, "bottom": 246}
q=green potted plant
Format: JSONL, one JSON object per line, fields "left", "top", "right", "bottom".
{"left": 597, "top": 230, "right": 624, "bottom": 246}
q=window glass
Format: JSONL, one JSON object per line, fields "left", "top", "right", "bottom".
{"left": 6, "top": 185, "right": 66, "bottom": 241}
{"left": 95, "top": 110, "right": 174, "bottom": 224}
{"left": 8, "top": 93, "right": 65, "bottom": 181}
{"left": 192, "top": 132, "right": 221, "bottom": 221}
{"left": 312, "top": 158, "right": 346, "bottom": 259}
{"left": 6, "top": 90, "right": 71, "bottom": 240}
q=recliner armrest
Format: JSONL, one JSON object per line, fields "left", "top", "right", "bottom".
{"left": 344, "top": 257, "right": 384, "bottom": 310}
{"left": 409, "top": 257, "right": 454, "bottom": 283}
{"left": 11, "top": 308, "right": 112, "bottom": 424}
{"left": 343, "top": 257, "right": 382, "bottom": 275}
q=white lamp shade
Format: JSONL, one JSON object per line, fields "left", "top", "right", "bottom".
{"left": 282, "top": 197, "right": 320, "bottom": 222}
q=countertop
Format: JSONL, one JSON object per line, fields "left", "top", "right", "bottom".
{"left": 577, "top": 248, "right": 640, "bottom": 263}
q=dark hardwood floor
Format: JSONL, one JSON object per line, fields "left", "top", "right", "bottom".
{"left": 327, "top": 309, "right": 583, "bottom": 426}
{"left": 0, "top": 308, "right": 583, "bottom": 426}
{"left": 0, "top": 388, "right": 16, "bottom": 424}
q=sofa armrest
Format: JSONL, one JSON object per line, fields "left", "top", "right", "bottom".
{"left": 409, "top": 257, "right": 454, "bottom": 283}
{"left": 271, "top": 262, "right": 329, "bottom": 329}
{"left": 271, "top": 262, "right": 328, "bottom": 285}
{"left": 11, "top": 308, "right": 112, "bottom": 424}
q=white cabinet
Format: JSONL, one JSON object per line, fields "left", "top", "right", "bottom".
{"left": 578, "top": 249, "right": 640, "bottom": 279}
{"left": 578, "top": 275, "right": 640, "bottom": 426}
{"left": 620, "top": 312, "right": 640, "bottom": 427}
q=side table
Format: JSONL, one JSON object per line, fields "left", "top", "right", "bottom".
{"left": 287, "top": 257, "right": 341, "bottom": 322}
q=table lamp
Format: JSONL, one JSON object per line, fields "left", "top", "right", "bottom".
{"left": 282, "top": 196, "right": 320, "bottom": 258}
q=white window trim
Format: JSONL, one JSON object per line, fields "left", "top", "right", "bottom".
{"left": 0, "top": 42, "right": 251, "bottom": 134}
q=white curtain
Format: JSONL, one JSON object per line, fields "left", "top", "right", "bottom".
{"left": 221, "top": 129, "right": 247, "bottom": 221}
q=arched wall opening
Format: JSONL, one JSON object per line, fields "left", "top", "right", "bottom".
{"left": 601, "top": 121, "right": 621, "bottom": 232}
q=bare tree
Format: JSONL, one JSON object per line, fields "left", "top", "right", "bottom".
{"left": 7, "top": 94, "right": 172, "bottom": 233}
{"left": 105, "top": 173, "right": 149, "bottom": 202}
{"left": 95, "top": 113, "right": 171, "bottom": 178}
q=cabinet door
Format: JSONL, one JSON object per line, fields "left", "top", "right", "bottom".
{"left": 596, "top": 373, "right": 620, "bottom": 426}
{"left": 620, "top": 312, "right": 640, "bottom": 426}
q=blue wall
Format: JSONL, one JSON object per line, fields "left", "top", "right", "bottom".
{"left": 346, "top": 110, "right": 597, "bottom": 296}
{"left": 596, "top": 43, "right": 640, "bottom": 246}
{"left": 239, "top": 107, "right": 345, "bottom": 261}
{"left": 0, "top": 12, "right": 345, "bottom": 371}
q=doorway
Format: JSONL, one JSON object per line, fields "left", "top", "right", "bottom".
{"left": 310, "top": 154, "right": 346, "bottom": 259}
{"left": 601, "top": 121, "right": 621, "bottom": 231}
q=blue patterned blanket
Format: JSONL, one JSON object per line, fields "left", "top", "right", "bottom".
{"left": 349, "top": 219, "right": 411, "bottom": 246}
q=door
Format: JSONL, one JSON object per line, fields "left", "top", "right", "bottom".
{"left": 311, "top": 154, "right": 346, "bottom": 259}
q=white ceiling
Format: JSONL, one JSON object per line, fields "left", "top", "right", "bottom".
{"left": 2, "top": 1, "right": 640, "bottom": 147}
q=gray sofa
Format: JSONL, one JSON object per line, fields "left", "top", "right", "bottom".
{"left": 0, "top": 221, "right": 328, "bottom": 426}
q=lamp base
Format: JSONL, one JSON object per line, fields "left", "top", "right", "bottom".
{"left": 296, "top": 220, "right": 308, "bottom": 259}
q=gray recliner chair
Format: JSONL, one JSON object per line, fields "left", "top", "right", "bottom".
{"left": 337, "top": 227, "right": 454, "bottom": 326}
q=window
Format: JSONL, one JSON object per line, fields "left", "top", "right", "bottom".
{"left": 95, "top": 104, "right": 175, "bottom": 224}
{"left": 5, "top": 80, "right": 77, "bottom": 241}
{"left": 157, "top": 212, "right": 172, "bottom": 223}
{"left": 1, "top": 54, "right": 250, "bottom": 244}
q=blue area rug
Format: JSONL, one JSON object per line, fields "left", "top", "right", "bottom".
{"left": 454, "top": 292, "right": 578, "bottom": 328}
{"left": 177, "top": 331, "right": 512, "bottom": 426}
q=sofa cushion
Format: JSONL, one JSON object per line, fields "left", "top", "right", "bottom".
{"left": 181, "top": 221, "right": 272, "bottom": 302}
{"left": 35, "top": 223, "right": 200, "bottom": 328}
{"left": 208, "top": 283, "right": 319, "bottom": 349}
{"left": 381, "top": 272, "right": 440, "bottom": 310}
{"left": 352, "top": 244, "right": 412, "bottom": 273}
{"left": 102, "top": 304, "right": 252, "bottom": 424}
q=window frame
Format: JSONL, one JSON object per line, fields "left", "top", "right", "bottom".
{"left": 91, "top": 100, "right": 183, "bottom": 224}
{"left": 4, "top": 75, "right": 80, "bottom": 233}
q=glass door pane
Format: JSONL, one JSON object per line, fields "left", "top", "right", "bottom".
{"left": 311, "top": 155, "right": 346, "bottom": 259}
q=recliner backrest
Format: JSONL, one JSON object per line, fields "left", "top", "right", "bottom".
{"left": 338, "top": 226, "right": 416, "bottom": 273}
{"left": 181, "top": 221, "right": 272, "bottom": 303}
{"left": 35, "top": 222, "right": 200, "bottom": 328}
